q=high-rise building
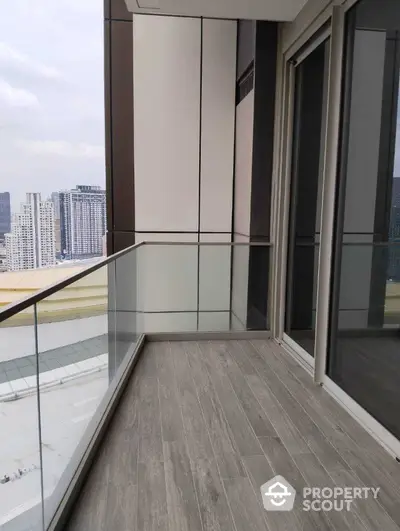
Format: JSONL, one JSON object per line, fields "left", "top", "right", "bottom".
{"left": 50, "top": 192, "right": 61, "bottom": 255}
{"left": 5, "top": 193, "right": 56, "bottom": 271}
{"left": 50, "top": 191, "right": 61, "bottom": 219}
{"left": 59, "top": 185, "right": 106, "bottom": 259}
{"left": 0, "top": 192, "right": 11, "bottom": 240}
{"left": 0, "top": 242, "right": 6, "bottom": 272}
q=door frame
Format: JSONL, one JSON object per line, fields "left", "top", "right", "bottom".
{"left": 272, "top": 18, "right": 333, "bottom": 371}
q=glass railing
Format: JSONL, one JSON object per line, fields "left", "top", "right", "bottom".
{"left": 0, "top": 241, "right": 271, "bottom": 530}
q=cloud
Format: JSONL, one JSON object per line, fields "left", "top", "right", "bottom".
{"left": 0, "top": 42, "right": 62, "bottom": 81}
{"left": 0, "top": 79, "right": 39, "bottom": 107}
{"left": 0, "top": 0, "right": 105, "bottom": 209}
{"left": 19, "top": 139, "right": 104, "bottom": 159}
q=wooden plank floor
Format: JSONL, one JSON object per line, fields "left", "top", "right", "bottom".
{"left": 66, "top": 340, "right": 400, "bottom": 531}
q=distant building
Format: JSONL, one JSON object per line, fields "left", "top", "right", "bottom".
{"left": 50, "top": 192, "right": 61, "bottom": 255}
{"left": 59, "top": 185, "right": 106, "bottom": 259}
{"left": 0, "top": 242, "right": 6, "bottom": 272}
{"left": 5, "top": 193, "right": 56, "bottom": 271}
{"left": 50, "top": 192, "right": 61, "bottom": 219}
{"left": 0, "top": 192, "right": 11, "bottom": 240}
{"left": 54, "top": 218, "right": 61, "bottom": 255}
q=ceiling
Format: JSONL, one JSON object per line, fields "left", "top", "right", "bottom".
{"left": 125, "top": 0, "right": 309, "bottom": 22}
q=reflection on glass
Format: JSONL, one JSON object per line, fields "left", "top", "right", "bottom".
{"left": 36, "top": 264, "right": 114, "bottom": 524}
{"left": 0, "top": 307, "right": 43, "bottom": 531}
{"left": 231, "top": 242, "right": 269, "bottom": 331}
{"left": 329, "top": 0, "right": 400, "bottom": 439}
{"left": 132, "top": 243, "right": 269, "bottom": 334}
{"left": 284, "top": 37, "right": 330, "bottom": 356}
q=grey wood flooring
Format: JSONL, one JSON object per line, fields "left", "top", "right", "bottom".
{"left": 65, "top": 340, "right": 400, "bottom": 531}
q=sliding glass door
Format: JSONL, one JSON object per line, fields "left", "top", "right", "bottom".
{"left": 284, "top": 37, "right": 330, "bottom": 358}
{"left": 329, "top": 0, "right": 400, "bottom": 440}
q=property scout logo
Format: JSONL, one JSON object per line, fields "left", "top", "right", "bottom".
{"left": 260, "top": 475, "right": 380, "bottom": 512}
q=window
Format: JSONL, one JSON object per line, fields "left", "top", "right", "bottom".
{"left": 284, "top": 37, "right": 330, "bottom": 357}
{"left": 329, "top": 0, "right": 400, "bottom": 439}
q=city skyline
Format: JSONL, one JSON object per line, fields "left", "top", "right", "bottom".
{"left": 0, "top": 0, "right": 105, "bottom": 210}
{"left": 2, "top": 184, "right": 106, "bottom": 271}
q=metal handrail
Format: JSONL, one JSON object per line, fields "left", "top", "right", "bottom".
{"left": 0, "top": 240, "right": 273, "bottom": 323}
{"left": 0, "top": 241, "right": 144, "bottom": 322}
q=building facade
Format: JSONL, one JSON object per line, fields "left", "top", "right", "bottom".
{"left": 5, "top": 193, "right": 56, "bottom": 271}
{"left": 50, "top": 192, "right": 61, "bottom": 256}
{"left": 105, "top": 0, "right": 400, "bottom": 457}
{"left": 59, "top": 185, "right": 106, "bottom": 259}
{"left": 0, "top": 192, "right": 11, "bottom": 241}
{"left": 0, "top": 242, "right": 6, "bottom": 272}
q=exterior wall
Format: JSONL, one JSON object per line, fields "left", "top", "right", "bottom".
{"left": 133, "top": 15, "right": 202, "bottom": 234}
{"left": 104, "top": 0, "right": 134, "bottom": 254}
{"left": 105, "top": 4, "right": 278, "bottom": 334}
{"left": 106, "top": 8, "right": 238, "bottom": 334}
{"left": 132, "top": 15, "right": 236, "bottom": 240}
{"left": 132, "top": 15, "right": 236, "bottom": 333}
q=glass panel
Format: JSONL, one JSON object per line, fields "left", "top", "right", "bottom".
{"left": 285, "top": 38, "right": 330, "bottom": 356}
{"left": 329, "top": 0, "right": 400, "bottom": 439}
{"left": 35, "top": 262, "right": 117, "bottom": 524}
{"left": 0, "top": 241, "right": 271, "bottom": 527}
{"left": 0, "top": 307, "right": 43, "bottom": 531}
{"left": 231, "top": 241, "right": 251, "bottom": 330}
{"left": 124, "top": 243, "right": 270, "bottom": 334}
{"left": 113, "top": 250, "right": 138, "bottom": 377}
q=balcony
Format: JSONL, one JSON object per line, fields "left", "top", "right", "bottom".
{"left": 1, "top": 242, "right": 400, "bottom": 531}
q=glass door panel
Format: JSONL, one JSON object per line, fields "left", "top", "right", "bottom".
{"left": 284, "top": 38, "right": 330, "bottom": 357}
{"left": 329, "top": 0, "right": 400, "bottom": 440}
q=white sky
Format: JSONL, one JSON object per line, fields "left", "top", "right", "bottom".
{"left": 1, "top": 3, "right": 400, "bottom": 213}
{"left": 0, "top": 0, "right": 105, "bottom": 211}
